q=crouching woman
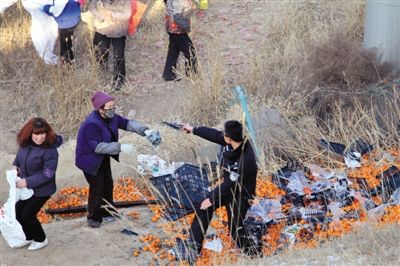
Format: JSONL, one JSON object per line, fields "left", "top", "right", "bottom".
{"left": 13, "top": 117, "right": 62, "bottom": 251}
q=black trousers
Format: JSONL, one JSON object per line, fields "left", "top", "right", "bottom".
{"left": 84, "top": 156, "right": 114, "bottom": 222}
{"left": 189, "top": 196, "right": 252, "bottom": 253}
{"left": 93, "top": 32, "right": 126, "bottom": 86}
{"left": 162, "top": 32, "right": 197, "bottom": 80}
{"left": 15, "top": 196, "right": 50, "bottom": 242}
{"left": 59, "top": 26, "right": 77, "bottom": 63}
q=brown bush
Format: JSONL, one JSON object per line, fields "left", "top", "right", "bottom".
{"left": 300, "top": 31, "right": 394, "bottom": 122}
{"left": 301, "top": 32, "right": 393, "bottom": 90}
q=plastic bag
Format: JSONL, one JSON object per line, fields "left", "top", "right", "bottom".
{"left": 195, "top": 0, "right": 208, "bottom": 10}
{"left": 21, "top": 0, "right": 59, "bottom": 65}
{"left": 0, "top": 0, "right": 17, "bottom": 13}
{"left": 128, "top": 0, "right": 147, "bottom": 36}
{"left": 0, "top": 170, "right": 33, "bottom": 248}
{"left": 137, "top": 154, "right": 168, "bottom": 176}
{"left": 246, "top": 198, "right": 283, "bottom": 223}
{"left": 287, "top": 171, "right": 309, "bottom": 195}
{"left": 203, "top": 237, "right": 223, "bottom": 253}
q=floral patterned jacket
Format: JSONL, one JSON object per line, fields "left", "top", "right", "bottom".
{"left": 165, "top": 0, "right": 194, "bottom": 34}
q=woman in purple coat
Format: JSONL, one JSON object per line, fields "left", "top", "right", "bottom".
{"left": 75, "top": 91, "right": 161, "bottom": 228}
{"left": 13, "top": 117, "right": 63, "bottom": 251}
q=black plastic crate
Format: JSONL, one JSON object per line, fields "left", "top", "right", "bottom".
{"left": 319, "top": 139, "right": 346, "bottom": 155}
{"left": 173, "top": 164, "right": 210, "bottom": 209}
{"left": 271, "top": 166, "right": 292, "bottom": 190}
{"left": 149, "top": 174, "right": 178, "bottom": 206}
{"left": 377, "top": 165, "right": 400, "bottom": 200}
{"left": 349, "top": 138, "right": 374, "bottom": 155}
{"left": 244, "top": 217, "right": 269, "bottom": 242}
{"left": 150, "top": 164, "right": 210, "bottom": 210}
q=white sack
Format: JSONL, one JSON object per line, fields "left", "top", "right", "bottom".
{"left": 21, "top": 0, "right": 59, "bottom": 64}
{"left": 0, "top": 170, "right": 34, "bottom": 248}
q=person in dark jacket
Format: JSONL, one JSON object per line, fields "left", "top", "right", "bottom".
{"left": 43, "top": 0, "right": 81, "bottom": 64}
{"left": 13, "top": 117, "right": 63, "bottom": 251}
{"left": 75, "top": 91, "right": 161, "bottom": 228}
{"left": 173, "top": 120, "right": 258, "bottom": 261}
{"left": 162, "top": 0, "right": 197, "bottom": 81}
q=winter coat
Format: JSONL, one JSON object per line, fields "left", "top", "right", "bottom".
{"left": 165, "top": 0, "right": 194, "bottom": 34}
{"left": 13, "top": 135, "right": 63, "bottom": 197}
{"left": 75, "top": 111, "right": 148, "bottom": 176}
{"left": 43, "top": 0, "right": 81, "bottom": 29}
{"left": 192, "top": 126, "right": 258, "bottom": 205}
{"left": 90, "top": 0, "right": 131, "bottom": 38}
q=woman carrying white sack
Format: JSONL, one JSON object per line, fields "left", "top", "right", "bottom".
{"left": 13, "top": 118, "right": 63, "bottom": 251}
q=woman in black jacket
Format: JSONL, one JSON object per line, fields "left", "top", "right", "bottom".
{"left": 13, "top": 117, "right": 62, "bottom": 251}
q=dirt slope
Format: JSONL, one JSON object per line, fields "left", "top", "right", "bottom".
{"left": 1, "top": 0, "right": 274, "bottom": 265}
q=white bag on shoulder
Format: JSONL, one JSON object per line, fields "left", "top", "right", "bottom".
{"left": 0, "top": 170, "right": 34, "bottom": 248}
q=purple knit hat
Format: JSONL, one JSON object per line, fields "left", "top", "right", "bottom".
{"left": 91, "top": 91, "right": 114, "bottom": 110}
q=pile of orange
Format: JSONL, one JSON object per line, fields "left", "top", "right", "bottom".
{"left": 35, "top": 148, "right": 400, "bottom": 264}
{"left": 256, "top": 178, "right": 285, "bottom": 198}
{"left": 37, "top": 177, "right": 153, "bottom": 223}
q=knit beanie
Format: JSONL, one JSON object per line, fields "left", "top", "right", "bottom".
{"left": 91, "top": 91, "right": 114, "bottom": 110}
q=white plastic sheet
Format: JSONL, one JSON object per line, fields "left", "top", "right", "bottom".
{"left": 0, "top": 0, "right": 17, "bottom": 13}
{"left": 21, "top": 0, "right": 59, "bottom": 65}
{"left": 287, "top": 171, "right": 309, "bottom": 195}
{"left": 203, "top": 237, "right": 223, "bottom": 253}
{"left": 0, "top": 170, "right": 34, "bottom": 248}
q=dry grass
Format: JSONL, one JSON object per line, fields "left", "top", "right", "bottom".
{"left": 1, "top": 3, "right": 120, "bottom": 136}
{"left": 233, "top": 224, "right": 400, "bottom": 266}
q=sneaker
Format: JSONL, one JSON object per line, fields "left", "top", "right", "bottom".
{"left": 88, "top": 218, "right": 101, "bottom": 228}
{"left": 103, "top": 216, "right": 116, "bottom": 223}
{"left": 14, "top": 240, "right": 32, "bottom": 248}
{"left": 163, "top": 76, "right": 181, "bottom": 82}
{"left": 28, "top": 238, "right": 48, "bottom": 251}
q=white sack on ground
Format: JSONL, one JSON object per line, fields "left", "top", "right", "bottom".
{"left": 21, "top": 0, "right": 59, "bottom": 65}
{"left": 0, "top": 0, "right": 17, "bottom": 13}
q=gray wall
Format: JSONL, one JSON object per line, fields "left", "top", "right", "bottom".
{"left": 363, "top": 0, "right": 400, "bottom": 67}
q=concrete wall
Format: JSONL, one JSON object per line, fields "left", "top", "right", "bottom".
{"left": 363, "top": 0, "right": 400, "bottom": 68}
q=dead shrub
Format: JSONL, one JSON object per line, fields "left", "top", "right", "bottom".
{"left": 301, "top": 32, "right": 393, "bottom": 90}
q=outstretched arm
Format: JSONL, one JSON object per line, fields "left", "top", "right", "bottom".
{"left": 183, "top": 124, "right": 226, "bottom": 146}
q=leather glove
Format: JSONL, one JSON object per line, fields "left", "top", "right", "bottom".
{"left": 120, "top": 143, "right": 135, "bottom": 154}
{"left": 144, "top": 129, "right": 162, "bottom": 146}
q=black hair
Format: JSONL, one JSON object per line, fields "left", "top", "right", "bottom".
{"left": 224, "top": 120, "right": 243, "bottom": 142}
